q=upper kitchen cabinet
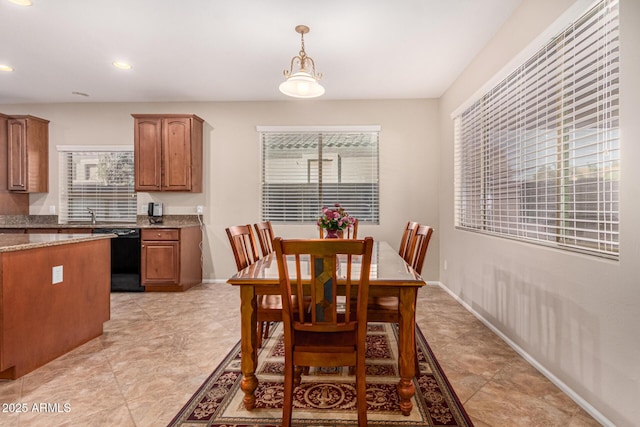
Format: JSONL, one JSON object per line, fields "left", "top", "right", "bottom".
{"left": 7, "top": 115, "right": 49, "bottom": 193}
{"left": 132, "top": 114, "right": 204, "bottom": 192}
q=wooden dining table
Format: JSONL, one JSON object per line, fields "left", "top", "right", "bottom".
{"left": 227, "top": 240, "right": 426, "bottom": 416}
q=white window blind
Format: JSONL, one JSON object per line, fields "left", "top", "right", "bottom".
{"left": 259, "top": 127, "right": 380, "bottom": 223}
{"left": 454, "top": 0, "right": 619, "bottom": 258}
{"left": 58, "top": 146, "right": 137, "bottom": 223}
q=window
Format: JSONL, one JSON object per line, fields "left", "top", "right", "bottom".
{"left": 58, "top": 146, "right": 137, "bottom": 223}
{"left": 259, "top": 126, "right": 380, "bottom": 224}
{"left": 454, "top": 0, "right": 619, "bottom": 258}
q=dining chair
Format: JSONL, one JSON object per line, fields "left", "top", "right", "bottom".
{"left": 273, "top": 236, "right": 374, "bottom": 427}
{"left": 368, "top": 225, "right": 434, "bottom": 374}
{"left": 254, "top": 220, "right": 275, "bottom": 256}
{"left": 226, "top": 224, "right": 281, "bottom": 347}
{"left": 318, "top": 218, "right": 359, "bottom": 239}
{"left": 398, "top": 221, "right": 419, "bottom": 261}
{"left": 404, "top": 224, "right": 434, "bottom": 275}
{"left": 225, "top": 224, "right": 260, "bottom": 268}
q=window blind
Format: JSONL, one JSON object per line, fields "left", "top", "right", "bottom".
{"left": 454, "top": 0, "right": 619, "bottom": 258}
{"left": 58, "top": 146, "right": 137, "bottom": 223}
{"left": 260, "top": 128, "right": 379, "bottom": 224}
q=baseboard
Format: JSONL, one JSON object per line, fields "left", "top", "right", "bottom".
{"left": 202, "top": 279, "right": 227, "bottom": 284}
{"left": 431, "top": 281, "right": 613, "bottom": 427}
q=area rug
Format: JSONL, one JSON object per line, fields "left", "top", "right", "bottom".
{"left": 168, "top": 323, "right": 473, "bottom": 427}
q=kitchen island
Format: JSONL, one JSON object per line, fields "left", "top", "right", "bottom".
{"left": 0, "top": 233, "right": 114, "bottom": 379}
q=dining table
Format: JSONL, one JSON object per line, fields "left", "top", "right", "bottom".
{"left": 226, "top": 240, "right": 426, "bottom": 416}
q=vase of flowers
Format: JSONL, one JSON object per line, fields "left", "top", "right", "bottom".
{"left": 317, "top": 203, "right": 356, "bottom": 238}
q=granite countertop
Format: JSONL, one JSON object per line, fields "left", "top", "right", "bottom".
{"left": 0, "top": 233, "right": 115, "bottom": 253}
{"left": 0, "top": 215, "right": 202, "bottom": 229}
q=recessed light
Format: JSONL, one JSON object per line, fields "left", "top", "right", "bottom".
{"left": 0, "top": 65, "right": 14, "bottom": 72}
{"left": 112, "top": 61, "right": 132, "bottom": 70}
{"left": 8, "top": 0, "right": 33, "bottom": 6}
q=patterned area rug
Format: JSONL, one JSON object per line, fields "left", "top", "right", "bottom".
{"left": 168, "top": 323, "right": 473, "bottom": 427}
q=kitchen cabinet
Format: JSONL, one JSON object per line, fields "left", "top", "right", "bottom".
{"left": 0, "top": 114, "right": 29, "bottom": 214}
{"left": 0, "top": 236, "right": 110, "bottom": 379}
{"left": 7, "top": 115, "right": 49, "bottom": 193}
{"left": 140, "top": 226, "right": 202, "bottom": 291}
{"left": 132, "top": 114, "right": 204, "bottom": 192}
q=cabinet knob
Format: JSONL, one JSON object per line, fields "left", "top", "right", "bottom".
{"left": 157, "top": 233, "right": 161, "bottom": 237}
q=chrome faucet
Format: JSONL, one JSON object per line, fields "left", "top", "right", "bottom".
{"left": 88, "top": 208, "right": 97, "bottom": 225}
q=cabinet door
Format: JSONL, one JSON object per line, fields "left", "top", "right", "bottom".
{"left": 6, "top": 116, "right": 48, "bottom": 193}
{"left": 162, "top": 118, "right": 192, "bottom": 191}
{"left": 7, "top": 119, "right": 27, "bottom": 191}
{"left": 141, "top": 241, "right": 179, "bottom": 285}
{"left": 134, "top": 118, "right": 163, "bottom": 191}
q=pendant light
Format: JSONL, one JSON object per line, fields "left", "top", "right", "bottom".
{"left": 279, "top": 25, "right": 325, "bottom": 98}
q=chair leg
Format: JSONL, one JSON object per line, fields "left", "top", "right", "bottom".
{"left": 294, "top": 365, "right": 304, "bottom": 387}
{"left": 256, "top": 322, "right": 263, "bottom": 348}
{"left": 263, "top": 321, "right": 271, "bottom": 339}
{"left": 356, "top": 353, "right": 368, "bottom": 427}
{"left": 282, "top": 355, "right": 295, "bottom": 427}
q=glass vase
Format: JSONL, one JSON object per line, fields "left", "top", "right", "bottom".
{"left": 325, "top": 229, "right": 339, "bottom": 238}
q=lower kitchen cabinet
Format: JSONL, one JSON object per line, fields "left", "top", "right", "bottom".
{"left": 140, "top": 226, "right": 202, "bottom": 292}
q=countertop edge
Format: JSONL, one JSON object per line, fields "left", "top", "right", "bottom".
{"left": 0, "top": 234, "right": 115, "bottom": 253}
{"left": 0, "top": 215, "right": 203, "bottom": 229}
{"left": 0, "top": 223, "right": 202, "bottom": 229}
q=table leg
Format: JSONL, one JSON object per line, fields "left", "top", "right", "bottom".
{"left": 239, "top": 286, "right": 258, "bottom": 410}
{"left": 396, "top": 287, "right": 417, "bottom": 416}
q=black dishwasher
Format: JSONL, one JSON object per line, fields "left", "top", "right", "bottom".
{"left": 92, "top": 228, "right": 143, "bottom": 292}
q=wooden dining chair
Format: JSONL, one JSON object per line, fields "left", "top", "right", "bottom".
{"left": 226, "top": 224, "right": 281, "bottom": 347}
{"left": 398, "top": 221, "right": 419, "bottom": 261}
{"left": 225, "top": 224, "right": 260, "bottom": 268}
{"left": 273, "top": 236, "right": 374, "bottom": 427}
{"left": 368, "top": 225, "right": 434, "bottom": 374}
{"left": 318, "top": 218, "right": 359, "bottom": 239}
{"left": 404, "top": 224, "right": 434, "bottom": 275}
{"left": 254, "top": 220, "right": 275, "bottom": 256}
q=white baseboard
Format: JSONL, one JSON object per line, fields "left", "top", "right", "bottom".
{"left": 431, "top": 281, "right": 613, "bottom": 427}
{"left": 202, "top": 279, "right": 228, "bottom": 284}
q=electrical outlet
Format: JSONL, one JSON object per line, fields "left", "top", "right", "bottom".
{"left": 49, "top": 205, "right": 56, "bottom": 214}
{"left": 196, "top": 205, "right": 203, "bottom": 214}
{"left": 52, "top": 265, "right": 63, "bottom": 284}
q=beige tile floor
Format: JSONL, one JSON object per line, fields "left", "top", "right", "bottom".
{"left": 0, "top": 283, "right": 601, "bottom": 427}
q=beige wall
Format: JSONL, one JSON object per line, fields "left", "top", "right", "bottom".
{"left": 0, "top": 99, "right": 440, "bottom": 282}
{"left": 438, "top": 0, "right": 639, "bottom": 426}
{"left": 4, "top": 1, "right": 637, "bottom": 423}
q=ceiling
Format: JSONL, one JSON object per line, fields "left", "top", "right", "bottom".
{"left": 0, "top": 0, "right": 524, "bottom": 104}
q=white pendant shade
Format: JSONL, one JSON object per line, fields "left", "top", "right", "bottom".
{"left": 279, "top": 71, "right": 325, "bottom": 98}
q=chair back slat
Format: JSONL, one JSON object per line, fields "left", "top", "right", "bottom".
{"left": 225, "top": 224, "right": 260, "bottom": 271}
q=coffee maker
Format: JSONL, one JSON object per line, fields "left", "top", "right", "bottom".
{"left": 148, "top": 202, "right": 163, "bottom": 224}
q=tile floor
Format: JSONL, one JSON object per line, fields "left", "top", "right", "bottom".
{"left": 0, "top": 283, "right": 601, "bottom": 426}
